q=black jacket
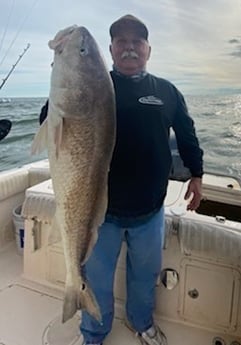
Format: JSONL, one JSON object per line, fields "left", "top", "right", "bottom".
{"left": 107, "top": 71, "right": 203, "bottom": 218}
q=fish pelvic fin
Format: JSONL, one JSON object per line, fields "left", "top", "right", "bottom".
{"left": 62, "top": 281, "right": 101, "bottom": 324}
{"left": 31, "top": 119, "right": 48, "bottom": 155}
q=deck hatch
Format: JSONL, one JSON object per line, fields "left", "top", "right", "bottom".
{"left": 179, "top": 258, "right": 240, "bottom": 332}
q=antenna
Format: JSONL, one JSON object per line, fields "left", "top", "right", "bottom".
{"left": 0, "top": 43, "right": 30, "bottom": 90}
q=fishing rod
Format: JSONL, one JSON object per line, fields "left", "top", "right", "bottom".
{"left": 0, "top": 44, "right": 30, "bottom": 142}
{"left": 0, "top": 43, "right": 30, "bottom": 90}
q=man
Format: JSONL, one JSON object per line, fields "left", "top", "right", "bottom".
{"left": 39, "top": 14, "right": 203, "bottom": 345}
{"left": 79, "top": 14, "right": 203, "bottom": 345}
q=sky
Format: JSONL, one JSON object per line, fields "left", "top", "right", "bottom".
{"left": 0, "top": 0, "right": 241, "bottom": 97}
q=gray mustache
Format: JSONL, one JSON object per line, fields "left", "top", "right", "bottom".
{"left": 121, "top": 51, "right": 139, "bottom": 59}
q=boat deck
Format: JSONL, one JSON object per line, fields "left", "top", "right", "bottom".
{"left": 1, "top": 241, "right": 239, "bottom": 345}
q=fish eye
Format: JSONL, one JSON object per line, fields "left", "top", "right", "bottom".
{"left": 80, "top": 47, "right": 88, "bottom": 56}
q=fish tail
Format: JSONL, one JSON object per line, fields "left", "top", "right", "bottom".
{"left": 62, "top": 282, "right": 102, "bottom": 324}
{"left": 62, "top": 285, "right": 78, "bottom": 323}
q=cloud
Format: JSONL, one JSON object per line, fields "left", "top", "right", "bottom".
{"left": 230, "top": 45, "right": 241, "bottom": 58}
{"left": 227, "top": 38, "right": 241, "bottom": 58}
{"left": 1, "top": 0, "right": 241, "bottom": 96}
{"left": 229, "top": 39, "right": 240, "bottom": 44}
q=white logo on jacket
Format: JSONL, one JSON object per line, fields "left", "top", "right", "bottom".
{"left": 138, "top": 95, "right": 164, "bottom": 105}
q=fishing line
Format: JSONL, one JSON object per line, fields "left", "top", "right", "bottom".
{"left": 0, "top": 0, "right": 39, "bottom": 68}
{"left": 0, "top": 0, "right": 16, "bottom": 58}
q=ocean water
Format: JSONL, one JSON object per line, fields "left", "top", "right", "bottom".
{"left": 0, "top": 94, "right": 241, "bottom": 179}
{"left": 0, "top": 97, "right": 48, "bottom": 171}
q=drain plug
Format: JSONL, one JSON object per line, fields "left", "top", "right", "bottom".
{"left": 212, "top": 337, "right": 226, "bottom": 345}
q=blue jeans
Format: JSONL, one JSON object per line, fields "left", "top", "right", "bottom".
{"left": 80, "top": 207, "right": 164, "bottom": 344}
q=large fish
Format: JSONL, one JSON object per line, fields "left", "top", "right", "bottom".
{"left": 32, "top": 25, "right": 116, "bottom": 323}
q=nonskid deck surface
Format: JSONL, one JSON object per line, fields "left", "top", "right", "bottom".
{"left": 0, "top": 243, "right": 81, "bottom": 345}
{"left": 0, "top": 243, "right": 240, "bottom": 345}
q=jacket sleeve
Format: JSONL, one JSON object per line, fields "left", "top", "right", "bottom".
{"left": 172, "top": 88, "right": 204, "bottom": 178}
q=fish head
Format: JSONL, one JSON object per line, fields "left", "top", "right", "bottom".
{"left": 49, "top": 25, "right": 108, "bottom": 88}
{"left": 48, "top": 25, "right": 112, "bottom": 118}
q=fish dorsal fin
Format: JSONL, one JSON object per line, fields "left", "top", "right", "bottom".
{"left": 31, "top": 119, "right": 48, "bottom": 155}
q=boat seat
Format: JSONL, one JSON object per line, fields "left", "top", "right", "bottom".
{"left": 0, "top": 160, "right": 51, "bottom": 247}
{"left": 22, "top": 179, "right": 56, "bottom": 222}
{"left": 177, "top": 215, "right": 241, "bottom": 264}
{"left": 0, "top": 160, "right": 50, "bottom": 202}
{"left": 0, "top": 168, "right": 29, "bottom": 202}
{"left": 26, "top": 159, "right": 50, "bottom": 187}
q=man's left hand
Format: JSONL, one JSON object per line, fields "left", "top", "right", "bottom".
{"left": 184, "top": 177, "right": 202, "bottom": 211}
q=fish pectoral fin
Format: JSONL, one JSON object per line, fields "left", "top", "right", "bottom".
{"left": 54, "top": 118, "right": 63, "bottom": 158}
{"left": 62, "top": 282, "right": 101, "bottom": 324}
{"left": 31, "top": 119, "right": 48, "bottom": 155}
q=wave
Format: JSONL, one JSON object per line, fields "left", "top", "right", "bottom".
{"left": 2, "top": 132, "right": 34, "bottom": 144}
{"left": 12, "top": 117, "right": 38, "bottom": 126}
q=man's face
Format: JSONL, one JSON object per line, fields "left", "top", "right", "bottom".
{"left": 110, "top": 29, "right": 151, "bottom": 75}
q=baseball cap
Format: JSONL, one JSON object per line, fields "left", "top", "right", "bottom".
{"left": 109, "top": 14, "right": 148, "bottom": 40}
